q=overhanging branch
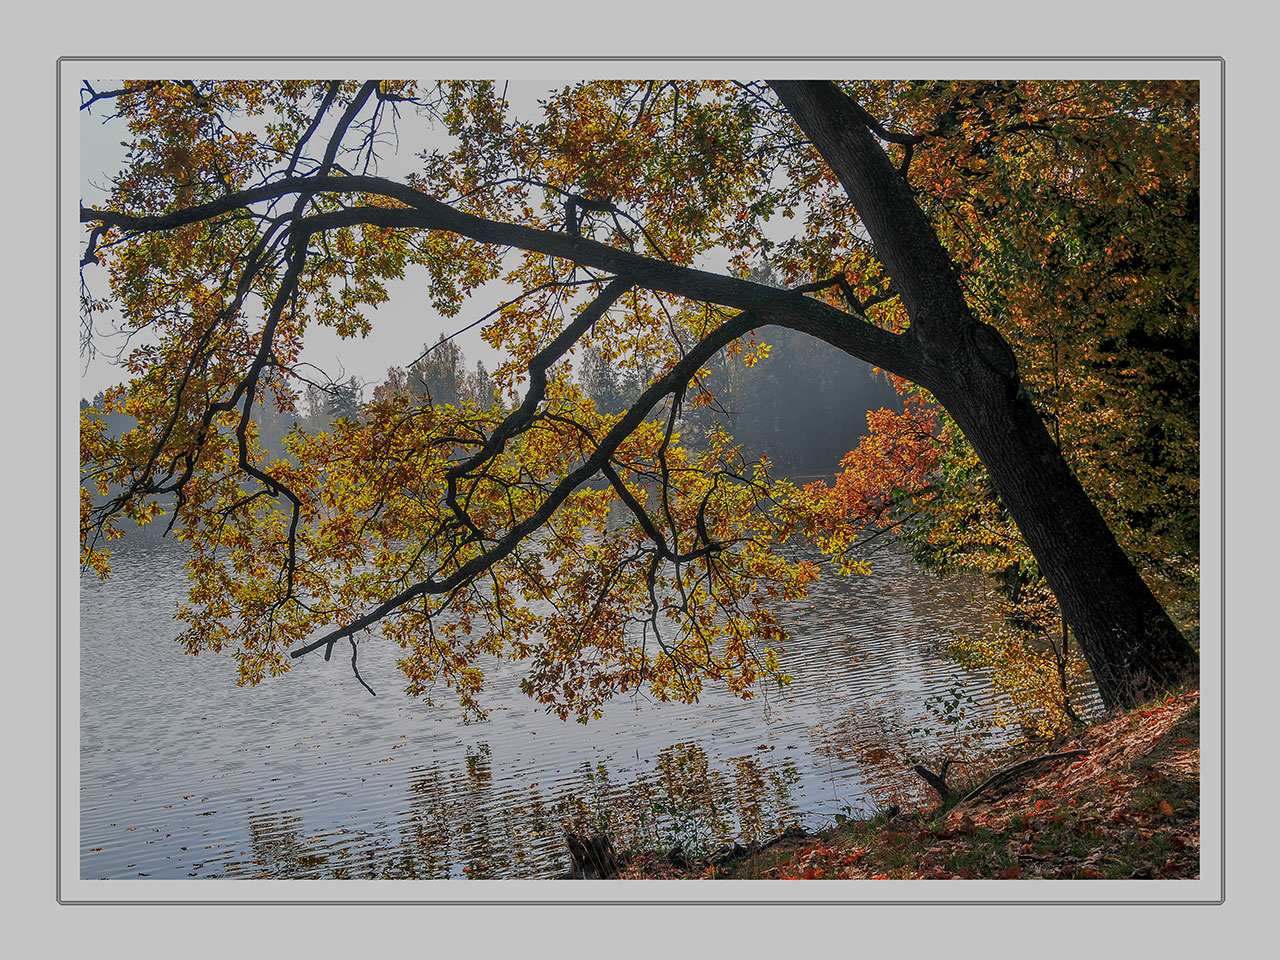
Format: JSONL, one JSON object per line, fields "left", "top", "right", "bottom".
{"left": 81, "top": 173, "right": 922, "bottom": 381}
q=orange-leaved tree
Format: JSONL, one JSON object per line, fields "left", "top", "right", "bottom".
{"left": 80, "top": 79, "right": 1198, "bottom": 717}
{"left": 798, "top": 80, "right": 1200, "bottom": 731}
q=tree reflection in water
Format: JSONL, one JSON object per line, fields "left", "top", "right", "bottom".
{"left": 207, "top": 742, "right": 807, "bottom": 878}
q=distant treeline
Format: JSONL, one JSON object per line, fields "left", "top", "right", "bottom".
{"left": 360, "top": 328, "right": 899, "bottom": 475}
{"left": 82, "top": 327, "right": 899, "bottom": 509}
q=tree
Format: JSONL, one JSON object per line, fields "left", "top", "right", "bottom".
{"left": 408, "top": 335, "right": 465, "bottom": 407}
{"left": 79, "top": 78, "right": 1197, "bottom": 715}
{"left": 799, "top": 80, "right": 1200, "bottom": 729}
{"left": 376, "top": 340, "right": 499, "bottom": 412}
{"left": 303, "top": 375, "right": 362, "bottom": 428}
{"left": 578, "top": 345, "right": 627, "bottom": 417}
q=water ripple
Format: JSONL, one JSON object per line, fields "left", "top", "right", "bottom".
{"left": 81, "top": 536, "right": 1018, "bottom": 879}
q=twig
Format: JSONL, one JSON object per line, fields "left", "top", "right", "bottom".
{"left": 350, "top": 638, "right": 377, "bottom": 696}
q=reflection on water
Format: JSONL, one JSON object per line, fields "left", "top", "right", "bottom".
{"left": 558, "top": 742, "right": 803, "bottom": 864}
{"left": 80, "top": 535, "right": 1013, "bottom": 879}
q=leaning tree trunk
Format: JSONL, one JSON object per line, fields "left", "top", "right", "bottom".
{"left": 770, "top": 81, "right": 1198, "bottom": 710}
{"left": 929, "top": 334, "right": 1197, "bottom": 708}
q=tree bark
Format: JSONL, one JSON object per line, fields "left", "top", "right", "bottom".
{"left": 770, "top": 81, "right": 1197, "bottom": 709}
{"left": 935, "top": 357, "right": 1197, "bottom": 708}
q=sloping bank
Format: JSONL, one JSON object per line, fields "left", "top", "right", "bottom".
{"left": 599, "top": 688, "right": 1200, "bottom": 881}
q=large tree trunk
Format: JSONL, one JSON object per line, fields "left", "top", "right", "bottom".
{"left": 931, "top": 338, "right": 1197, "bottom": 708}
{"left": 770, "top": 81, "right": 1198, "bottom": 709}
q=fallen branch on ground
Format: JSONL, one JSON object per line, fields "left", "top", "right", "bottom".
{"left": 947, "top": 749, "right": 1090, "bottom": 812}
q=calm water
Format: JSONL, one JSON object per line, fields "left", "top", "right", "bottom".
{"left": 80, "top": 534, "right": 1010, "bottom": 879}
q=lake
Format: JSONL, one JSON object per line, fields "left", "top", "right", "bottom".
{"left": 79, "top": 533, "right": 1013, "bottom": 879}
